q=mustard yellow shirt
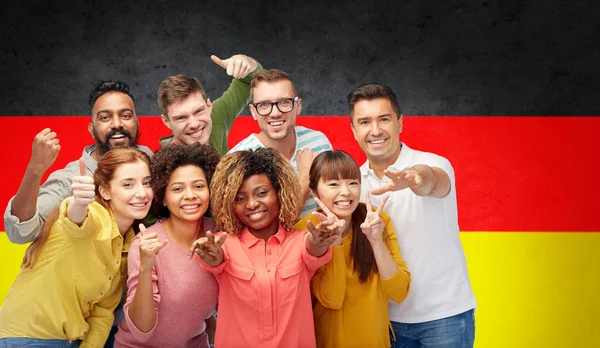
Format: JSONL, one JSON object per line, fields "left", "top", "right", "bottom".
{"left": 0, "top": 197, "right": 134, "bottom": 348}
{"left": 295, "top": 210, "right": 411, "bottom": 348}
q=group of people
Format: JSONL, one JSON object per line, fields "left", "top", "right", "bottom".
{"left": 0, "top": 52, "right": 476, "bottom": 348}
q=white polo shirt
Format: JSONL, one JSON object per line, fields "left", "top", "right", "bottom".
{"left": 360, "top": 143, "right": 476, "bottom": 323}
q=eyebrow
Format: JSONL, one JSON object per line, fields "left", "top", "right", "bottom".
{"left": 120, "top": 175, "right": 151, "bottom": 183}
{"left": 96, "top": 108, "right": 134, "bottom": 116}
{"left": 169, "top": 179, "right": 207, "bottom": 187}
{"left": 355, "top": 113, "right": 392, "bottom": 122}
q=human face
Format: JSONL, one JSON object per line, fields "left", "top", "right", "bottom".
{"left": 315, "top": 176, "right": 361, "bottom": 222}
{"left": 234, "top": 174, "right": 280, "bottom": 236}
{"left": 164, "top": 165, "right": 210, "bottom": 222}
{"left": 162, "top": 92, "right": 213, "bottom": 145}
{"left": 250, "top": 80, "right": 301, "bottom": 143}
{"left": 89, "top": 92, "right": 139, "bottom": 155}
{"left": 351, "top": 98, "right": 402, "bottom": 165}
{"left": 100, "top": 160, "right": 153, "bottom": 233}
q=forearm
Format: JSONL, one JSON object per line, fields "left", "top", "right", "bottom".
{"left": 127, "top": 267, "right": 158, "bottom": 333}
{"left": 297, "top": 178, "right": 310, "bottom": 217}
{"left": 411, "top": 165, "right": 450, "bottom": 197}
{"left": 11, "top": 166, "right": 46, "bottom": 221}
{"left": 370, "top": 239, "right": 398, "bottom": 279}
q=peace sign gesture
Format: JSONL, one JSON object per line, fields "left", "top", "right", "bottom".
{"left": 306, "top": 196, "right": 345, "bottom": 248}
{"left": 360, "top": 194, "right": 390, "bottom": 243}
{"left": 138, "top": 224, "right": 169, "bottom": 270}
{"left": 189, "top": 231, "right": 227, "bottom": 266}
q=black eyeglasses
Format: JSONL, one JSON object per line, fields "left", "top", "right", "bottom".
{"left": 251, "top": 97, "right": 299, "bottom": 116}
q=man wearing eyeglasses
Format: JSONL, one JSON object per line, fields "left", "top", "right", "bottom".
{"left": 229, "top": 69, "right": 333, "bottom": 218}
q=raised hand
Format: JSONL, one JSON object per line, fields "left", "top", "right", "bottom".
{"left": 67, "top": 158, "right": 96, "bottom": 224}
{"left": 370, "top": 168, "right": 424, "bottom": 195}
{"left": 71, "top": 158, "right": 95, "bottom": 208}
{"left": 306, "top": 196, "right": 345, "bottom": 248}
{"left": 138, "top": 224, "right": 168, "bottom": 270}
{"left": 211, "top": 54, "right": 258, "bottom": 79}
{"left": 360, "top": 194, "right": 389, "bottom": 243}
{"left": 29, "top": 128, "right": 61, "bottom": 175}
{"left": 189, "top": 231, "right": 227, "bottom": 266}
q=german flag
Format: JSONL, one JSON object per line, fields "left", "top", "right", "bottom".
{"left": 1, "top": 115, "right": 599, "bottom": 347}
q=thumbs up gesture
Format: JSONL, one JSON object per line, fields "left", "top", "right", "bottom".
{"left": 211, "top": 54, "right": 258, "bottom": 79}
{"left": 71, "top": 158, "right": 96, "bottom": 208}
{"left": 138, "top": 223, "right": 169, "bottom": 270}
{"left": 67, "top": 158, "right": 95, "bottom": 225}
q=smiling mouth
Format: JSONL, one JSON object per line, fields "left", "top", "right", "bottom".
{"left": 367, "top": 138, "right": 387, "bottom": 146}
{"left": 268, "top": 120, "right": 285, "bottom": 127}
{"left": 188, "top": 127, "right": 205, "bottom": 138}
{"left": 129, "top": 202, "right": 148, "bottom": 208}
{"left": 181, "top": 204, "right": 201, "bottom": 211}
{"left": 110, "top": 133, "right": 127, "bottom": 140}
{"left": 247, "top": 211, "right": 267, "bottom": 221}
{"left": 334, "top": 200, "right": 353, "bottom": 208}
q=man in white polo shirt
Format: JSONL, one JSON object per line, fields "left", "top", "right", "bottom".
{"left": 347, "top": 83, "right": 476, "bottom": 347}
{"left": 230, "top": 69, "right": 332, "bottom": 218}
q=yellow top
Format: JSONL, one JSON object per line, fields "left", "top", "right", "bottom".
{"left": 0, "top": 197, "right": 134, "bottom": 347}
{"left": 295, "top": 209, "right": 411, "bottom": 348}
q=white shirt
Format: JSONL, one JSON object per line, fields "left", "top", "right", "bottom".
{"left": 360, "top": 143, "right": 476, "bottom": 323}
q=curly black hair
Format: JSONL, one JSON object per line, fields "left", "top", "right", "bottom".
{"left": 150, "top": 143, "right": 221, "bottom": 218}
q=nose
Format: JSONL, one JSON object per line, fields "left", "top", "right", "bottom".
{"left": 340, "top": 183, "right": 350, "bottom": 196}
{"left": 268, "top": 104, "right": 282, "bottom": 117}
{"left": 134, "top": 183, "right": 147, "bottom": 198}
{"left": 370, "top": 121, "right": 382, "bottom": 136}
{"left": 184, "top": 186, "right": 196, "bottom": 199}
{"left": 187, "top": 115, "right": 201, "bottom": 129}
{"left": 246, "top": 196, "right": 259, "bottom": 210}
{"left": 110, "top": 115, "right": 123, "bottom": 129}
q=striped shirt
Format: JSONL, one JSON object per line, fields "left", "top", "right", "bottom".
{"left": 229, "top": 125, "right": 333, "bottom": 218}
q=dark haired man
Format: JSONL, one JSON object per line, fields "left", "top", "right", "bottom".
{"left": 348, "top": 83, "right": 476, "bottom": 348}
{"left": 4, "top": 80, "right": 152, "bottom": 245}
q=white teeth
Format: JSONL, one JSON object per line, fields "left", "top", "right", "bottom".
{"left": 269, "top": 121, "right": 284, "bottom": 126}
{"left": 334, "top": 201, "right": 352, "bottom": 207}
{"left": 111, "top": 134, "right": 125, "bottom": 139}
{"left": 369, "top": 139, "right": 385, "bottom": 144}
{"left": 249, "top": 211, "right": 265, "bottom": 219}
{"left": 181, "top": 204, "right": 200, "bottom": 210}
{"left": 130, "top": 203, "right": 146, "bottom": 207}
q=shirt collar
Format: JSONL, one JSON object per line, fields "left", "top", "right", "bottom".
{"left": 239, "top": 225, "right": 287, "bottom": 248}
{"left": 360, "top": 142, "right": 415, "bottom": 177}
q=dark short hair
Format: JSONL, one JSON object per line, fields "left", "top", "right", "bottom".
{"left": 89, "top": 80, "right": 136, "bottom": 111}
{"left": 150, "top": 143, "right": 221, "bottom": 218}
{"left": 347, "top": 83, "right": 402, "bottom": 123}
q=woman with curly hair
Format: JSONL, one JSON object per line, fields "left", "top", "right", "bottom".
{"left": 0, "top": 148, "right": 153, "bottom": 347}
{"left": 295, "top": 150, "right": 411, "bottom": 348}
{"left": 190, "top": 147, "right": 337, "bottom": 348}
{"left": 114, "top": 143, "right": 221, "bottom": 348}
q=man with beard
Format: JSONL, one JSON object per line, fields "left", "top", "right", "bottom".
{"left": 3, "top": 80, "right": 153, "bottom": 244}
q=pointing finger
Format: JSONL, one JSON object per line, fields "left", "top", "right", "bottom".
{"left": 313, "top": 196, "right": 334, "bottom": 216}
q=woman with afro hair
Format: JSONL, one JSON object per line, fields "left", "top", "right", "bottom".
{"left": 115, "top": 143, "right": 221, "bottom": 348}
{"left": 191, "top": 147, "right": 338, "bottom": 348}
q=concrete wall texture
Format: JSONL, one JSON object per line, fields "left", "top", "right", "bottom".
{"left": 1, "top": 0, "right": 598, "bottom": 116}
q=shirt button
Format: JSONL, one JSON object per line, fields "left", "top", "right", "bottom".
{"left": 108, "top": 276, "right": 112, "bottom": 280}
{"left": 116, "top": 260, "right": 120, "bottom": 264}
{"left": 118, "top": 242, "right": 122, "bottom": 246}
{"left": 83, "top": 330, "right": 87, "bottom": 334}
{"left": 99, "top": 292, "right": 103, "bottom": 295}
{"left": 86, "top": 301, "right": 90, "bottom": 304}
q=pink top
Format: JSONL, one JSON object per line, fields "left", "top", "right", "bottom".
{"left": 114, "top": 219, "right": 218, "bottom": 348}
{"left": 197, "top": 226, "right": 332, "bottom": 348}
